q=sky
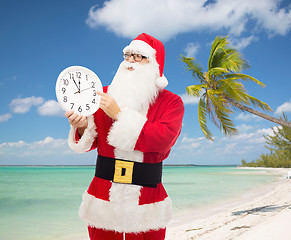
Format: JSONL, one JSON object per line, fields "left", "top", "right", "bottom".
{"left": 0, "top": 0, "right": 291, "bottom": 165}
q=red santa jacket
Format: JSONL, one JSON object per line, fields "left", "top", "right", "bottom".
{"left": 68, "top": 86, "right": 184, "bottom": 233}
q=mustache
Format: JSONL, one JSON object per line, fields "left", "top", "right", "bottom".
{"left": 121, "top": 61, "right": 142, "bottom": 70}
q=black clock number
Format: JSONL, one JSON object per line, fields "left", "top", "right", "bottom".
{"left": 70, "top": 103, "right": 74, "bottom": 109}
{"left": 92, "top": 99, "right": 96, "bottom": 104}
{"left": 63, "top": 79, "right": 69, "bottom": 86}
{"left": 86, "top": 104, "right": 90, "bottom": 110}
{"left": 62, "top": 87, "right": 66, "bottom": 94}
{"left": 76, "top": 72, "right": 81, "bottom": 79}
{"left": 93, "top": 90, "right": 96, "bottom": 96}
{"left": 63, "top": 96, "right": 67, "bottom": 103}
{"left": 78, "top": 106, "right": 82, "bottom": 113}
{"left": 86, "top": 75, "right": 88, "bottom": 81}
{"left": 91, "top": 82, "right": 95, "bottom": 88}
{"left": 69, "top": 73, "right": 74, "bottom": 80}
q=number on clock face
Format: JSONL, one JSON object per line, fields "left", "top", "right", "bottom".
{"left": 56, "top": 66, "right": 102, "bottom": 116}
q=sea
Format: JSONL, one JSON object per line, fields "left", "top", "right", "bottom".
{"left": 0, "top": 165, "right": 283, "bottom": 240}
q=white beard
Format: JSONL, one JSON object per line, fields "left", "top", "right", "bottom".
{"left": 108, "top": 60, "right": 160, "bottom": 114}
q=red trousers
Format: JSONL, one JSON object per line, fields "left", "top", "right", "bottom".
{"left": 88, "top": 227, "right": 166, "bottom": 240}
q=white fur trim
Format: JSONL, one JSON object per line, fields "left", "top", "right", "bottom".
{"left": 68, "top": 115, "right": 97, "bottom": 153}
{"left": 107, "top": 108, "right": 147, "bottom": 151}
{"left": 156, "top": 75, "right": 168, "bottom": 89}
{"left": 123, "top": 40, "right": 156, "bottom": 62}
{"left": 114, "top": 149, "right": 144, "bottom": 163}
{"left": 79, "top": 191, "right": 172, "bottom": 233}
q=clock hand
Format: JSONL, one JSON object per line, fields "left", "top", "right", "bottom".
{"left": 74, "top": 87, "right": 93, "bottom": 94}
{"left": 73, "top": 79, "right": 80, "bottom": 93}
{"left": 80, "top": 87, "right": 93, "bottom": 92}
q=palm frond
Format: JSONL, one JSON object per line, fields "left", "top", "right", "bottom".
{"left": 208, "top": 36, "right": 228, "bottom": 70}
{"left": 186, "top": 84, "right": 206, "bottom": 98}
{"left": 207, "top": 89, "right": 233, "bottom": 114}
{"left": 207, "top": 91, "right": 238, "bottom": 136}
{"left": 218, "top": 111, "right": 238, "bottom": 136}
{"left": 239, "top": 92, "right": 272, "bottom": 111}
{"left": 217, "top": 79, "right": 248, "bottom": 104}
{"left": 208, "top": 67, "right": 230, "bottom": 82}
{"left": 198, "top": 97, "right": 214, "bottom": 140}
{"left": 225, "top": 73, "right": 265, "bottom": 87}
{"left": 206, "top": 94, "right": 219, "bottom": 128}
{"left": 221, "top": 48, "right": 249, "bottom": 72}
{"left": 180, "top": 55, "right": 205, "bottom": 83}
{"left": 208, "top": 36, "right": 249, "bottom": 73}
{"left": 208, "top": 67, "right": 230, "bottom": 77}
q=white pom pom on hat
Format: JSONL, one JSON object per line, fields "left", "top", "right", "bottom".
{"left": 123, "top": 33, "right": 168, "bottom": 89}
{"left": 155, "top": 75, "right": 168, "bottom": 89}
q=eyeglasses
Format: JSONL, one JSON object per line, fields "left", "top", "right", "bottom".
{"left": 123, "top": 52, "right": 147, "bottom": 62}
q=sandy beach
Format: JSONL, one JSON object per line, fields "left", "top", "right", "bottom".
{"left": 166, "top": 168, "right": 291, "bottom": 240}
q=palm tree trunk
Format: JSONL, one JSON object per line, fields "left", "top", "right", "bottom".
{"left": 225, "top": 97, "right": 291, "bottom": 128}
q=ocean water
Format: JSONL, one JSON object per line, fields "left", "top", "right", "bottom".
{"left": 0, "top": 166, "right": 281, "bottom": 240}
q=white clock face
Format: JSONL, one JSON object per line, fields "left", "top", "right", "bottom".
{"left": 55, "top": 66, "right": 103, "bottom": 116}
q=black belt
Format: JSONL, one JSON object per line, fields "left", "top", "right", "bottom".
{"left": 95, "top": 155, "right": 162, "bottom": 188}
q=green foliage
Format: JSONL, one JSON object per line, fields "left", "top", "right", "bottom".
{"left": 265, "top": 113, "right": 291, "bottom": 155}
{"left": 181, "top": 35, "right": 271, "bottom": 140}
{"left": 241, "top": 113, "right": 291, "bottom": 168}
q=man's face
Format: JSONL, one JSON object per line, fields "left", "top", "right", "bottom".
{"left": 123, "top": 53, "right": 149, "bottom": 71}
{"left": 109, "top": 50, "right": 160, "bottom": 111}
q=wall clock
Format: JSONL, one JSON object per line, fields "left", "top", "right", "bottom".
{"left": 56, "top": 66, "right": 102, "bottom": 116}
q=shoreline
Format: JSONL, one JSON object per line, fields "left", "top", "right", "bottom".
{"left": 166, "top": 167, "right": 291, "bottom": 239}
{"left": 3, "top": 166, "right": 289, "bottom": 240}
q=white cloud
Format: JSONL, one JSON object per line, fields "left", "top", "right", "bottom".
{"left": 0, "top": 140, "right": 27, "bottom": 148}
{"left": 229, "top": 35, "right": 259, "bottom": 50}
{"left": 224, "top": 142, "right": 237, "bottom": 153}
{"left": 275, "top": 99, "right": 291, "bottom": 115}
{"left": 178, "top": 136, "right": 202, "bottom": 151}
{"left": 0, "top": 113, "right": 12, "bottom": 122}
{"left": 86, "top": 0, "right": 291, "bottom": 41}
{"left": 179, "top": 142, "right": 200, "bottom": 150}
{"left": 0, "top": 137, "right": 71, "bottom": 158}
{"left": 181, "top": 136, "right": 206, "bottom": 144}
{"left": 236, "top": 113, "right": 262, "bottom": 122}
{"left": 10, "top": 96, "right": 44, "bottom": 114}
{"left": 257, "top": 127, "right": 275, "bottom": 136}
{"left": 8, "top": 97, "right": 65, "bottom": 117}
{"left": 37, "top": 100, "right": 65, "bottom": 117}
{"left": 181, "top": 136, "right": 197, "bottom": 143}
{"left": 227, "top": 126, "right": 278, "bottom": 144}
{"left": 184, "top": 42, "right": 200, "bottom": 57}
{"left": 176, "top": 136, "right": 213, "bottom": 153}
{"left": 173, "top": 124, "right": 279, "bottom": 164}
{"left": 237, "top": 124, "right": 253, "bottom": 132}
{"left": 0, "top": 136, "right": 97, "bottom": 165}
{"left": 180, "top": 93, "right": 200, "bottom": 104}
{"left": 225, "top": 127, "right": 271, "bottom": 150}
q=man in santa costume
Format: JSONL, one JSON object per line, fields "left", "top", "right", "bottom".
{"left": 65, "top": 33, "right": 184, "bottom": 240}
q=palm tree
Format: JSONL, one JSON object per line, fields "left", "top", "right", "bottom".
{"left": 181, "top": 36, "right": 291, "bottom": 140}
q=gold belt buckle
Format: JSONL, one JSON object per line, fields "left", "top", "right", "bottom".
{"left": 113, "top": 160, "right": 134, "bottom": 184}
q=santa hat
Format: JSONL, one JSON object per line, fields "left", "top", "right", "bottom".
{"left": 123, "top": 33, "right": 168, "bottom": 89}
